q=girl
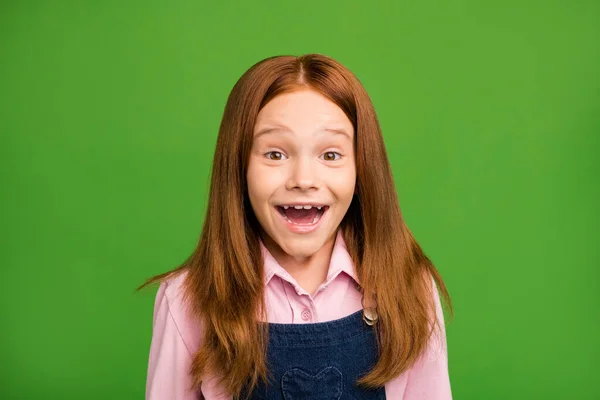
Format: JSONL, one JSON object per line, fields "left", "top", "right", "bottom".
{"left": 141, "top": 53, "right": 453, "bottom": 399}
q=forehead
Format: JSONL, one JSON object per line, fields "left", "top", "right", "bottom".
{"left": 253, "top": 89, "right": 353, "bottom": 135}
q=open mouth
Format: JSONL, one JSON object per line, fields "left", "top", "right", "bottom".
{"left": 275, "top": 205, "right": 329, "bottom": 225}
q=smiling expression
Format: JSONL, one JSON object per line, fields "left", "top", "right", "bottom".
{"left": 246, "top": 89, "right": 356, "bottom": 260}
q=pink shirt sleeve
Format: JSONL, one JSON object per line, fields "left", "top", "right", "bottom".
{"left": 402, "top": 279, "right": 452, "bottom": 399}
{"left": 145, "top": 281, "right": 202, "bottom": 400}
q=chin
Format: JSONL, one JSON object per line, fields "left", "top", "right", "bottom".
{"left": 277, "top": 234, "right": 328, "bottom": 258}
{"left": 283, "top": 244, "right": 320, "bottom": 259}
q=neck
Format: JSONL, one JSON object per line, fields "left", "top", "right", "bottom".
{"left": 261, "top": 231, "right": 337, "bottom": 295}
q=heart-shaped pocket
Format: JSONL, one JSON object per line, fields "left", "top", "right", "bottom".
{"left": 281, "top": 366, "right": 343, "bottom": 400}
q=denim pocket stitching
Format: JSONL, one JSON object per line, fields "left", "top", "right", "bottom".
{"left": 281, "top": 366, "right": 343, "bottom": 400}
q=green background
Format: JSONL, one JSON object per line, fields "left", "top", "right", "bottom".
{"left": 1, "top": 1, "right": 598, "bottom": 399}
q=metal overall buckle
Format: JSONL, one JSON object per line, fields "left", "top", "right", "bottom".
{"left": 361, "top": 292, "right": 378, "bottom": 326}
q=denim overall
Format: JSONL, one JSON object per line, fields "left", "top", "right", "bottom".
{"left": 244, "top": 310, "right": 386, "bottom": 400}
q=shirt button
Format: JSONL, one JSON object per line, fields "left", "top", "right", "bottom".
{"left": 300, "top": 308, "right": 312, "bottom": 321}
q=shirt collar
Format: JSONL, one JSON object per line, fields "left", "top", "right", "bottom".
{"left": 260, "top": 229, "right": 360, "bottom": 288}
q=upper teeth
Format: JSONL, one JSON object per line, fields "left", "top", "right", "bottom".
{"left": 282, "top": 205, "right": 323, "bottom": 210}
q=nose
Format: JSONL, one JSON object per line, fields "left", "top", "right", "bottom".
{"left": 286, "top": 155, "right": 319, "bottom": 191}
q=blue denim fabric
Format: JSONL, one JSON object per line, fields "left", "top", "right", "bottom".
{"left": 245, "top": 310, "right": 386, "bottom": 400}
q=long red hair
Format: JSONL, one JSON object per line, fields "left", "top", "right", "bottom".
{"left": 139, "top": 53, "right": 452, "bottom": 397}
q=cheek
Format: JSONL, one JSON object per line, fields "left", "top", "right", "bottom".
{"left": 246, "top": 163, "right": 263, "bottom": 206}
{"left": 246, "top": 163, "right": 279, "bottom": 204}
{"left": 330, "top": 169, "right": 356, "bottom": 200}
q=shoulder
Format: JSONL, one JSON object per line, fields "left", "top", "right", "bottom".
{"left": 420, "top": 270, "right": 449, "bottom": 360}
{"left": 153, "top": 268, "right": 203, "bottom": 355}
{"left": 418, "top": 269, "right": 443, "bottom": 305}
{"left": 162, "top": 269, "right": 189, "bottom": 308}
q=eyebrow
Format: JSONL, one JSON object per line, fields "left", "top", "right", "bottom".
{"left": 254, "top": 124, "right": 352, "bottom": 140}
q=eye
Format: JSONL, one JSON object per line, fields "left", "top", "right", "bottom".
{"left": 265, "top": 151, "right": 287, "bottom": 161}
{"left": 320, "top": 151, "right": 342, "bottom": 161}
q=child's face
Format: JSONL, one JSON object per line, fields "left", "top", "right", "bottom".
{"left": 247, "top": 89, "right": 356, "bottom": 260}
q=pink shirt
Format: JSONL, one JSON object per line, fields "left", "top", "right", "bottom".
{"left": 145, "top": 230, "right": 452, "bottom": 399}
